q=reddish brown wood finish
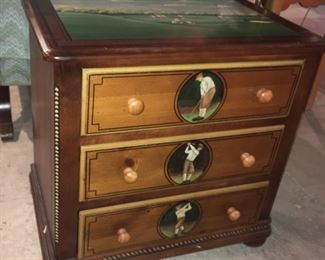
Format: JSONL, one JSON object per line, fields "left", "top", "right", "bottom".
{"left": 22, "top": 0, "right": 325, "bottom": 61}
{"left": 30, "top": 164, "right": 56, "bottom": 260}
{"left": 30, "top": 31, "right": 55, "bottom": 241}
{"left": 24, "top": 0, "right": 325, "bottom": 259}
{"left": 79, "top": 187, "right": 267, "bottom": 258}
{"left": 85, "top": 66, "right": 300, "bottom": 135}
{"left": 82, "top": 131, "right": 281, "bottom": 201}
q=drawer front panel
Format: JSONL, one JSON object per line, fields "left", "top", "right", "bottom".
{"left": 81, "top": 61, "right": 302, "bottom": 135}
{"left": 78, "top": 182, "right": 268, "bottom": 258}
{"left": 80, "top": 126, "right": 282, "bottom": 201}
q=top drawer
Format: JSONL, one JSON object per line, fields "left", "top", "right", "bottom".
{"left": 81, "top": 60, "right": 303, "bottom": 135}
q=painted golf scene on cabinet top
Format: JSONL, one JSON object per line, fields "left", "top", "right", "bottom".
{"left": 159, "top": 201, "right": 201, "bottom": 239}
{"left": 167, "top": 141, "right": 210, "bottom": 185}
{"left": 177, "top": 71, "right": 224, "bottom": 123}
{"left": 50, "top": 0, "right": 298, "bottom": 40}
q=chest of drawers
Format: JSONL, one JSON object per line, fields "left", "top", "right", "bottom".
{"left": 23, "top": 0, "right": 325, "bottom": 259}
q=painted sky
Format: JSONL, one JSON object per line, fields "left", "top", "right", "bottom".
{"left": 51, "top": 0, "right": 259, "bottom": 15}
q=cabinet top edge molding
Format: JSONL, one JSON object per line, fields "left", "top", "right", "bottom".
{"left": 23, "top": 0, "right": 325, "bottom": 61}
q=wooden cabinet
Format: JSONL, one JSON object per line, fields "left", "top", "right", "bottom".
{"left": 23, "top": 0, "right": 325, "bottom": 259}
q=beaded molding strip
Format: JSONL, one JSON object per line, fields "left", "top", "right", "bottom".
{"left": 54, "top": 87, "right": 60, "bottom": 243}
{"left": 101, "top": 221, "right": 271, "bottom": 260}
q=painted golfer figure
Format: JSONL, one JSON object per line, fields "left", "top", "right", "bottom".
{"left": 174, "top": 202, "right": 192, "bottom": 236}
{"left": 182, "top": 142, "right": 204, "bottom": 184}
{"left": 192, "top": 72, "right": 217, "bottom": 121}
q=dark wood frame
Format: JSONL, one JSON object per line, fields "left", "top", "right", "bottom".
{"left": 22, "top": 0, "right": 325, "bottom": 61}
{"left": 30, "top": 164, "right": 56, "bottom": 260}
{"left": 0, "top": 86, "right": 14, "bottom": 141}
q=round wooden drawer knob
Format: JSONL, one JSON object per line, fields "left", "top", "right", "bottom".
{"left": 227, "top": 207, "right": 241, "bottom": 222}
{"left": 123, "top": 167, "right": 138, "bottom": 184}
{"left": 128, "top": 98, "right": 144, "bottom": 115}
{"left": 117, "top": 228, "right": 131, "bottom": 243}
{"left": 257, "top": 88, "right": 273, "bottom": 103}
{"left": 241, "top": 153, "right": 256, "bottom": 168}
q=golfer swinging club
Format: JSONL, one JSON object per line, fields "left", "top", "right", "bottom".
{"left": 182, "top": 142, "right": 204, "bottom": 184}
{"left": 192, "top": 72, "right": 216, "bottom": 121}
{"left": 174, "top": 202, "right": 192, "bottom": 236}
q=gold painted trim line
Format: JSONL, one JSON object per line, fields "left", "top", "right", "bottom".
{"left": 80, "top": 181, "right": 269, "bottom": 215}
{"left": 83, "top": 60, "right": 304, "bottom": 75}
{"left": 80, "top": 60, "right": 304, "bottom": 136}
{"left": 81, "top": 125, "right": 284, "bottom": 152}
{"left": 78, "top": 181, "right": 269, "bottom": 258}
{"left": 79, "top": 124, "right": 283, "bottom": 201}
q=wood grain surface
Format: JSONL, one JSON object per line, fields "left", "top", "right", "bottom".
{"left": 83, "top": 65, "right": 301, "bottom": 135}
{"left": 80, "top": 130, "right": 281, "bottom": 201}
{"left": 78, "top": 186, "right": 267, "bottom": 258}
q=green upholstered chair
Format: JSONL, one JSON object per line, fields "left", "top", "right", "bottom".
{"left": 0, "top": 0, "right": 30, "bottom": 140}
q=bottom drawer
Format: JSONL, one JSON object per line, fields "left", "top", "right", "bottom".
{"left": 78, "top": 181, "right": 268, "bottom": 258}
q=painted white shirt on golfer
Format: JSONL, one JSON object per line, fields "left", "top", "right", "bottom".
{"left": 175, "top": 203, "right": 192, "bottom": 219}
{"left": 185, "top": 144, "right": 200, "bottom": 161}
{"left": 200, "top": 76, "right": 215, "bottom": 96}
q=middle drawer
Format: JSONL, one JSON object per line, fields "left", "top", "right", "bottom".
{"left": 80, "top": 125, "right": 283, "bottom": 201}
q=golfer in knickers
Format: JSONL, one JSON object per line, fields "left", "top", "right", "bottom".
{"left": 192, "top": 72, "right": 216, "bottom": 121}
{"left": 174, "top": 202, "right": 192, "bottom": 236}
{"left": 182, "top": 142, "right": 204, "bottom": 184}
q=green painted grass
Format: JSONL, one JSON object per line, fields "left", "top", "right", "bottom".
{"left": 160, "top": 223, "right": 197, "bottom": 238}
{"left": 58, "top": 12, "right": 298, "bottom": 40}
{"left": 170, "top": 170, "right": 203, "bottom": 184}
{"left": 181, "top": 101, "right": 221, "bottom": 123}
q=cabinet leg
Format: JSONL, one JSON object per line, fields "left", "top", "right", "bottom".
{"left": 0, "top": 86, "right": 14, "bottom": 141}
{"left": 244, "top": 238, "right": 267, "bottom": 247}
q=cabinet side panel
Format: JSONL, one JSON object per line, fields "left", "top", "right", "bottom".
{"left": 260, "top": 54, "right": 322, "bottom": 219}
{"left": 30, "top": 33, "right": 55, "bottom": 241}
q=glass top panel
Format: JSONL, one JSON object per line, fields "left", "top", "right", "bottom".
{"left": 51, "top": 0, "right": 298, "bottom": 40}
